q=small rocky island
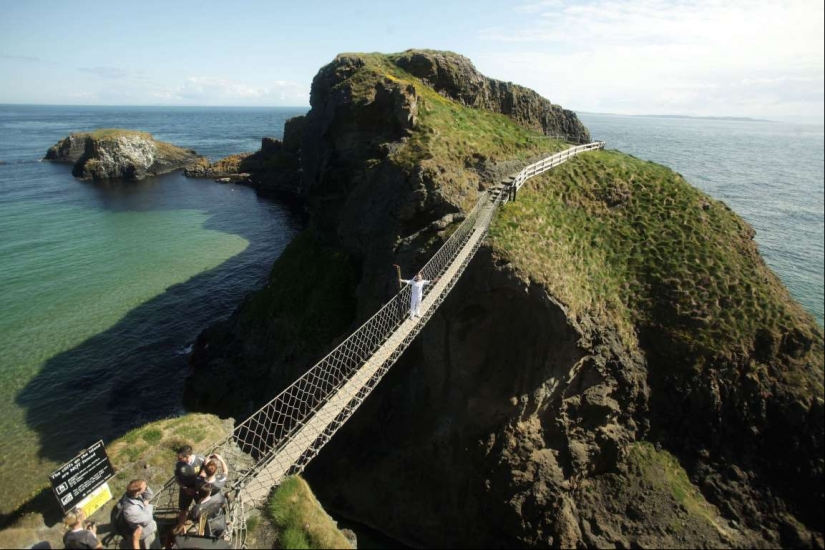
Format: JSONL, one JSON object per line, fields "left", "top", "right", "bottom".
{"left": 44, "top": 129, "right": 202, "bottom": 182}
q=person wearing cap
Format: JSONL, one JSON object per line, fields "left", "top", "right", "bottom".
{"left": 174, "top": 445, "right": 205, "bottom": 527}
{"left": 62, "top": 507, "right": 102, "bottom": 549}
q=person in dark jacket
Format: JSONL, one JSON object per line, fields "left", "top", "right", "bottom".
{"left": 188, "top": 483, "right": 226, "bottom": 537}
{"left": 174, "top": 482, "right": 226, "bottom": 538}
{"left": 62, "top": 507, "right": 101, "bottom": 549}
{"left": 174, "top": 445, "right": 204, "bottom": 527}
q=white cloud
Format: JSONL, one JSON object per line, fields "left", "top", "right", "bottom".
{"left": 77, "top": 66, "right": 133, "bottom": 79}
{"left": 515, "top": 0, "right": 564, "bottom": 13}
{"left": 477, "top": 0, "right": 824, "bottom": 118}
{"left": 157, "top": 76, "right": 308, "bottom": 105}
{"left": 1, "top": 53, "right": 44, "bottom": 63}
{"left": 56, "top": 74, "right": 308, "bottom": 106}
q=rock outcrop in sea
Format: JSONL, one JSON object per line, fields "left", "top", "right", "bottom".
{"left": 183, "top": 50, "right": 824, "bottom": 548}
{"left": 183, "top": 133, "right": 303, "bottom": 195}
{"left": 44, "top": 129, "right": 201, "bottom": 182}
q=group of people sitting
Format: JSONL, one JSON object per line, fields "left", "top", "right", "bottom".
{"left": 61, "top": 445, "right": 229, "bottom": 549}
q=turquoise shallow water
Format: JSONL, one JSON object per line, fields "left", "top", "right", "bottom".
{"left": 0, "top": 105, "right": 305, "bottom": 513}
{"left": 580, "top": 114, "right": 824, "bottom": 327}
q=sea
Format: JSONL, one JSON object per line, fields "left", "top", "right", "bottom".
{"left": 0, "top": 106, "right": 822, "bottom": 516}
{"left": 0, "top": 105, "right": 305, "bottom": 514}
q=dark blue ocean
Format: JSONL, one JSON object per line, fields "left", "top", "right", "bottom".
{"left": 0, "top": 106, "right": 821, "bottom": 514}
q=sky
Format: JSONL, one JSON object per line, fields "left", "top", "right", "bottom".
{"left": 1, "top": 0, "right": 822, "bottom": 121}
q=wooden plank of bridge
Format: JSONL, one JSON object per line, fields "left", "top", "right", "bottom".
{"left": 240, "top": 203, "right": 496, "bottom": 505}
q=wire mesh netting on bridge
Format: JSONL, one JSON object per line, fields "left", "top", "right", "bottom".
{"left": 148, "top": 142, "right": 604, "bottom": 548}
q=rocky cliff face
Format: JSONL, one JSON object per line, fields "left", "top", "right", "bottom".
{"left": 43, "top": 133, "right": 87, "bottom": 163}
{"left": 45, "top": 130, "right": 201, "bottom": 182}
{"left": 394, "top": 50, "right": 590, "bottom": 143}
{"left": 306, "top": 153, "right": 824, "bottom": 547}
{"left": 184, "top": 130, "right": 305, "bottom": 195}
{"left": 184, "top": 50, "right": 824, "bottom": 548}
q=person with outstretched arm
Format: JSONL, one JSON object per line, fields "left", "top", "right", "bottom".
{"left": 398, "top": 270, "right": 439, "bottom": 320}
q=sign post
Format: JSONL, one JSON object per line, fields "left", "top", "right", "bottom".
{"left": 49, "top": 440, "right": 115, "bottom": 515}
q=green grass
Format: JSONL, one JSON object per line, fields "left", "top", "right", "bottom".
{"left": 107, "top": 414, "right": 226, "bottom": 470}
{"left": 267, "top": 476, "right": 352, "bottom": 549}
{"left": 141, "top": 428, "right": 163, "bottom": 444}
{"left": 240, "top": 230, "right": 357, "bottom": 355}
{"left": 281, "top": 527, "right": 311, "bottom": 549}
{"left": 172, "top": 422, "right": 208, "bottom": 443}
{"left": 118, "top": 444, "right": 147, "bottom": 462}
{"left": 489, "top": 149, "right": 822, "bottom": 375}
{"left": 626, "top": 442, "right": 719, "bottom": 528}
{"left": 395, "top": 83, "right": 567, "bottom": 167}
{"left": 73, "top": 128, "right": 195, "bottom": 162}
{"left": 245, "top": 515, "right": 260, "bottom": 533}
{"left": 334, "top": 52, "right": 566, "bottom": 165}
{"left": 320, "top": 52, "right": 568, "bottom": 211}
{"left": 85, "top": 128, "right": 153, "bottom": 140}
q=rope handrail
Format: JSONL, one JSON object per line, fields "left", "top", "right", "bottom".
{"left": 510, "top": 141, "right": 606, "bottom": 195}
{"left": 228, "top": 193, "right": 491, "bottom": 491}
{"left": 150, "top": 141, "right": 605, "bottom": 548}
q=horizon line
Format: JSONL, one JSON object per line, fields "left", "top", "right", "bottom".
{"left": 0, "top": 102, "right": 310, "bottom": 109}
{"left": 0, "top": 103, "right": 821, "bottom": 126}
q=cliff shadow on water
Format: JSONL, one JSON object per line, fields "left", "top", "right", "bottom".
{"left": 12, "top": 171, "right": 305, "bottom": 482}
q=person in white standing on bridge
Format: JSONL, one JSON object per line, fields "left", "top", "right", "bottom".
{"left": 401, "top": 271, "right": 439, "bottom": 320}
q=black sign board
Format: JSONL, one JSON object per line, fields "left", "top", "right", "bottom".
{"left": 49, "top": 440, "right": 115, "bottom": 512}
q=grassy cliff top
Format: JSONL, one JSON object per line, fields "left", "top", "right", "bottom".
{"left": 331, "top": 52, "right": 569, "bottom": 163}
{"left": 77, "top": 129, "right": 195, "bottom": 159}
{"left": 81, "top": 128, "right": 155, "bottom": 141}
{"left": 489, "top": 150, "right": 823, "bottom": 393}
{"left": 267, "top": 476, "right": 353, "bottom": 549}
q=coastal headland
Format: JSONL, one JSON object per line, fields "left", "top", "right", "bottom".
{"left": 5, "top": 49, "right": 822, "bottom": 549}
{"left": 185, "top": 50, "right": 823, "bottom": 548}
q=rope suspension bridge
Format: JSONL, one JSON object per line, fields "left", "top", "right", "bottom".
{"left": 150, "top": 141, "right": 605, "bottom": 547}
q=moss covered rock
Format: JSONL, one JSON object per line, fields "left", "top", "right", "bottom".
{"left": 45, "top": 129, "right": 202, "bottom": 182}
